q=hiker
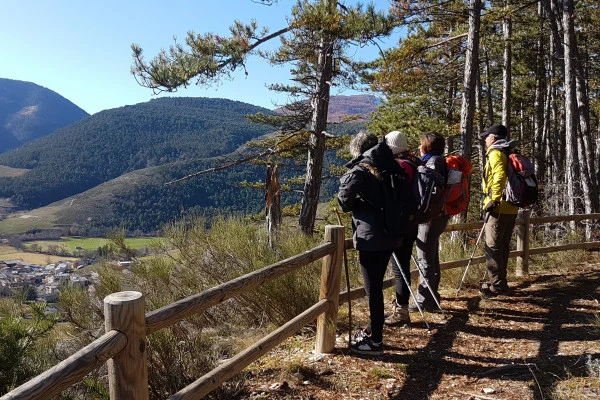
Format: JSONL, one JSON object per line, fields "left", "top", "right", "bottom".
{"left": 411, "top": 131, "right": 449, "bottom": 312}
{"left": 348, "top": 130, "right": 378, "bottom": 159}
{"left": 479, "top": 124, "right": 519, "bottom": 297}
{"left": 384, "top": 130, "right": 420, "bottom": 325}
{"left": 338, "top": 131, "right": 413, "bottom": 355}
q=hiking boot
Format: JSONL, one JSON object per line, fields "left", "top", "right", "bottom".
{"left": 480, "top": 283, "right": 510, "bottom": 298}
{"left": 479, "top": 286, "right": 498, "bottom": 298}
{"left": 408, "top": 302, "right": 438, "bottom": 313}
{"left": 385, "top": 300, "right": 410, "bottom": 325}
{"left": 351, "top": 328, "right": 371, "bottom": 344}
{"left": 350, "top": 337, "right": 384, "bottom": 356}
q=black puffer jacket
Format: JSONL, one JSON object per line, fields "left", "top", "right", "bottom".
{"left": 337, "top": 141, "right": 404, "bottom": 251}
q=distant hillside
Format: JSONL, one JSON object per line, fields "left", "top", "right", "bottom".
{"left": 274, "top": 94, "right": 380, "bottom": 122}
{"left": 0, "top": 78, "right": 89, "bottom": 153}
{"left": 326, "top": 94, "right": 380, "bottom": 122}
{"left": 0, "top": 97, "right": 273, "bottom": 210}
{"left": 0, "top": 158, "right": 268, "bottom": 236}
{"left": 0, "top": 130, "right": 357, "bottom": 235}
{"left": 0, "top": 96, "right": 367, "bottom": 235}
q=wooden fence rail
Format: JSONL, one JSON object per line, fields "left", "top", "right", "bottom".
{"left": 2, "top": 213, "right": 599, "bottom": 400}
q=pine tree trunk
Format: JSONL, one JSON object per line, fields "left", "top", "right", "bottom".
{"left": 298, "top": 36, "right": 333, "bottom": 235}
{"left": 562, "top": 0, "right": 580, "bottom": 219}
{"left": 483, "top": 47, "right": 494, "bottom": 127}
{"left": 265, "top": 164, "right": 282, "bottom": 247}
{"left": 476, "top": 65, "right": 486, "bottom": 181}
{"left": 501, "top": 0, "right": 512, "bottom": 132}
{"left": 574, "top": 42, "right": 599, "bottom": 212}
{"left": 534, "top": 1, "right": 546, "bottom": 178}
{"left": 458, "top": 0, "right": 481, "bottom": 158}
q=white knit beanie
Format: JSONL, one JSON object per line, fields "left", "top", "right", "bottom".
{"left": 385, "top": 131, "right": 408, "bottom": 155}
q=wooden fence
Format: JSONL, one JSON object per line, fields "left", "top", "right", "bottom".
{"left": 2, "top": 212, "right": 599, "bottom": 400}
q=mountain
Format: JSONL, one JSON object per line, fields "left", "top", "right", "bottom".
{"left": 0, "top": 97, "right": 273, "bottom": 210}
{"left": 274, "top": 94, "right": 380, "bottom": 122}
{"left": 0, "top": 157, "right": 269, "bottom": 237}
{"left": 326, "top": 94, "right": 380, "bottom": 122}
{"left": 0, "top": 78, "right": 89, "bottom": 153}
{"left": 0, "top": 96, "right": 366, "bottom": 235}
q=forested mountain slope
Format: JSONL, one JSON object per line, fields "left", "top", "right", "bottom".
{"left": 0, "top": 78, "right": 89, "bottom": 153}
{"left": 0, "top": 96, "right": 368, "bottom": 234}
{"left": 0, "top": 97, "right": 273, "bottom": 209}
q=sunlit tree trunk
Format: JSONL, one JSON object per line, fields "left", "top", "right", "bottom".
{"left": 562, "top": 0, "right": 580, "bottom": 219}
{"left": 458, "top": 0, "right": 481, "bottom": 159}
{"left": 476, "top": 65, "right": 486, "bottom": 179}
{"left": 299, "top": 35, "right": 334, "bottom": 235}
{"left": 265, "top": 164, "right": 282, "bottom": 247}
{"left": 534, "top": 1, "right": 546, "bottom": 178}
{"left": 501, "top": 0, "right": 512, "bottom": 133}
{"left": 445, "top": 44, "right": 457, "bottom": 154}
{"left": 573, "top": 36, "right": 599, "bottom": 213}
{"left": 483, "top": 47, "right": 494, "bottom": 127}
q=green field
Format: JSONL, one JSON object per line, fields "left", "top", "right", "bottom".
{"left": 28, "top": 237, "right": 160, "bottom": 254}
{"left": 0, "top": 216, "right": 55, "bottom": 235}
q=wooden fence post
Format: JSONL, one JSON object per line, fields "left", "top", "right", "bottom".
{"left": 315, "top": 225, "right": 345, "bottom": 354}
{"left": 516, "top": 209, "right": 532, "bottom": 276}
{"left": 104, "top": 291, "right": 149, "bottom": 400}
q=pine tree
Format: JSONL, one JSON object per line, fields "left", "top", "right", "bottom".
{"left": 131, "top": 1, "right": 396, "bottom": 235}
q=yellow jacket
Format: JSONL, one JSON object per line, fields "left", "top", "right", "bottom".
{"left": 482, "top": 146, "right": 519, "bottom": 214}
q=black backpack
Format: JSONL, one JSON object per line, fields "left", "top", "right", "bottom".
{"left": 505, "top": 152, "right": 539, "bottom": 207}
{"left": 410, "top": 162, "right": 446, "bottom": 223}
{"left": 488, "top": 149, "right": 539, "bottom": 208}
{"left": 378, "top": 167, "right": 419, "bottom": 237}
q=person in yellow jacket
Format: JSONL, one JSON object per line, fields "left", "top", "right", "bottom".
{"left": 479, "top": 124, "right": 519, "bottom": 297}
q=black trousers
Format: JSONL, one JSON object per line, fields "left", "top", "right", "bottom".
{"left": 390, "top": 228, "right": 418, "bottom": 305}
{"left": 359, "top": 249, "right": 393, "bottom": 343}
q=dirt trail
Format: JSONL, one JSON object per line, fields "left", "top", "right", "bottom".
{"left": 240, "top": 265, "right": 600, "bottom": 399}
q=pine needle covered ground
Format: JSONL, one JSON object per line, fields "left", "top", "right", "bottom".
{"left": 228, "top": 261, "right": 600, "bottom": 400}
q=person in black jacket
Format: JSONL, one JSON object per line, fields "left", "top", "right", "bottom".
{"left": 411, "top": 131, "right": 449, "bottom": 312}
{"left": 338, "top": 132, "right": 408, "bottom": 356}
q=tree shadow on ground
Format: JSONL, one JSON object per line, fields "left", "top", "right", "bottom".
{"left": 377, "top": 271, "right": 600, "bottom": 400}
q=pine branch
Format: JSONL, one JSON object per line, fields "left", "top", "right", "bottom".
{"left": 165, "top": 131, "right": 303, "bottom": 185}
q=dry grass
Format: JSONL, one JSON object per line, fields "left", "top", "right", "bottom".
{"left": 0, "top": 165, "right": 29, "bottom": 178}
{"left": 0, "top": 245, "right": 77, "bottom": 264}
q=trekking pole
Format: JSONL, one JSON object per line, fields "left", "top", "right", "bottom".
{"left": 392, "top": 252, "right": 431, "bottom": 331}
{"left": 456, "top": 212, "right": 490, "bottom": 297}
{"left": 411, "top": 255, "right": 446, "bottom": 318}
{"left": 335, "top": 209, "right": 353, "bottom": 349}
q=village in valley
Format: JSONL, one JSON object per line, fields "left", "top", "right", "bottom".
{"left": 0, "top": 257, "right": 95, "bottom": 305}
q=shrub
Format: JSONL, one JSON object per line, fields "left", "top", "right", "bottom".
{"left": 0, "top": 299, "right": 57, "bottom": 395}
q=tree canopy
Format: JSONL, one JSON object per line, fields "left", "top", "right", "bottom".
{"left": 131, "top": 0, "right": 397, "bottom": 234}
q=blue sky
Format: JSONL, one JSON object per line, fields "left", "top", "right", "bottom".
{"left": 1, "top": 0, "right": 398, "bottom": 115}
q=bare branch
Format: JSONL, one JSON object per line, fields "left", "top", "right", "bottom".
{"left": 165, "top": 130, "right": 303, "bottom": 185}
{"left": 424, "top": 32, "right": 469, "bottom": 50}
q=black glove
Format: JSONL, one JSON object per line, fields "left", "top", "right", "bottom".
{"left": 483, "top": 200, "right": 500, "bottom": 213}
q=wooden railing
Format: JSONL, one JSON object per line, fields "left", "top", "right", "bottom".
{"left": 2, "top": 212, "right": 599, "bottom": 400}
{"left": 340, "top": 211, "right": 600, "bottom": 303}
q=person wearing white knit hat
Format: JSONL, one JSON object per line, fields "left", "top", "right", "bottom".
{"left": 385, "top": 130, "right": 409, "bottom": 156}
{"left": 383, "top": 130, "right": 421, "bottom": 325}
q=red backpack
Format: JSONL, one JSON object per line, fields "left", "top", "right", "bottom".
{"left": 444, "top": 155, "right": 473, "bottom": 216}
